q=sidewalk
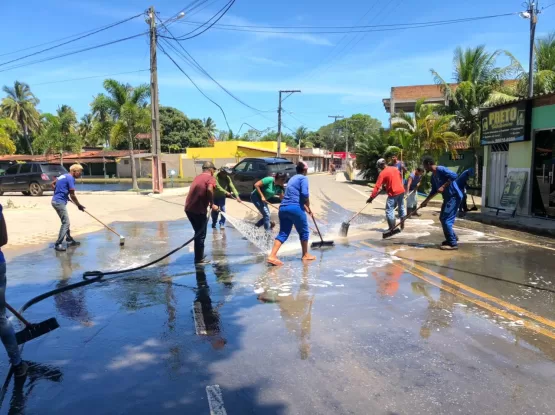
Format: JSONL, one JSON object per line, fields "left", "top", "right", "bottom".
{"left": 464, "top": 211, "right": 555, "bottom": 238}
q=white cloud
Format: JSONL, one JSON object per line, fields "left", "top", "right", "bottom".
{"left": 247, "top": 56, "right": 287, "bottom": 67}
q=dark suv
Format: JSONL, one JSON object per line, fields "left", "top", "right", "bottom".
{"left": 229, "top": 157, "right": 296, "bottom": 195}
{"left": 0, "top": 163, "right": 68, "bottom": 196}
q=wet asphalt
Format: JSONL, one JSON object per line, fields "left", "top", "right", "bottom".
{"left": 2, "top": 176, "right": 555, "bottom": 414}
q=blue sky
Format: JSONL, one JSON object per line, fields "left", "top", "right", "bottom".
{"left": 1, "top": 0, "right": 554, "bottom": 134}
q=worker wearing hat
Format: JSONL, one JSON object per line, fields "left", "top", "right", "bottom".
{"left": 366, "top": 158, "right": 406, "bottom": 230}
{"left": 212, "top": 167, "right": 241, "bottom": 229}
{"left": 51, "top": 164, "right": 86, "bottom": 252}
{"left": 185, "top": 161, "right": 219, "bottom": 265}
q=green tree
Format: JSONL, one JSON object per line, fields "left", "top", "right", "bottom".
{"left": 203, "top": 117, "right": 217, "bottom": 138}
{"left": 92, "top": 79, "right": 150, "bottom": 189}
{"left": 78, "top": 113, "right": 99, "bottom": 146}
{"left": 392, "top": 99, "right": 461, "bottom": 164}
{"left": 316, "top": 114, "right": 382, "bottom": 153}
{"left": 295, "top": 126, "right": 313, "bottom": 149}
{"left": 260, "top": 131, "right": 296, "bottom": 148}
{"left": 90, "top": 94, "right": 114, "bottom": 148}
{"left": 159, "top": 106, "right": 211, "bottom": 152}
{"left": 240, "top": 129, "right": 261, "bottom": 142}
{"left": 0, "top": 118, "right": 17, "bottom": 155}
{"left": 355, "top": 129, "right": 399, "bottom": 181}
{"left": 33, "top": 106, "right": 81, "bottom": 164}
{"left": 0, "top": 81, "right": 41, "bottom": 154}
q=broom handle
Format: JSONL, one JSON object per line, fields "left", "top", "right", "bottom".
{"left": 5, "top": 303, "right": 31, "bottom": 327}
{"left": 390, "top": 194, "right": 434, "bottom": 232}
{"left": 71, "top": 201, "right": 121, "bottom": 237}
{"left": 230, "top": 195, "right": 260, "bottom": 215}
{"left": 308, "top": 208, "right": 325, "bottom": 243}
{"left": 348, "top": 204, "right": 369, "bottom": 224}
{"left": 268, "top": 203, "right": 317, "bottom": 233}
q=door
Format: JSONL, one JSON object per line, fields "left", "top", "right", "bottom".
{"left": 15, "top": 163, "right": 33, "bottom": 191}
{"left": 232, "top": 160, "right": 255, "bottom": 194}
{"left": 487, "top": 144, "right": 508, "bottom": 207}
{"left": 1, "top": 165, "right": 20, "bottom": 192}
{"left": 532, "top": 129, "right": 555, "bottom": 218}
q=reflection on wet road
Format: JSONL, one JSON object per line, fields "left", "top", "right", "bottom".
{"left": 2, "top": 202, "right": 555, "bottom": 414}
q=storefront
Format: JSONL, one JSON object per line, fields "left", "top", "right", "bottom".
{"left": 481, "top": 92, "right": 555, "bottom": 219}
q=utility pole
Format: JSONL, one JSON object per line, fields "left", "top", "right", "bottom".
{"left": 277, "top": 90, "right": 301, "bottom": 157}
{"left": 528, "top": 1, "right": 539, "bottom": 98}
{"left": 328, "top": 115, "right": 344, "bottom": 170}
{"left": 149, "top": 6, "right": 163, "bottom": 193}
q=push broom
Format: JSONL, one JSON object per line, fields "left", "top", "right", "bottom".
{"left": 5, "top": 303, "right": 59, "bottom": 345}
{"left": 309, "top": 208, "right": 334, "bottom": 248}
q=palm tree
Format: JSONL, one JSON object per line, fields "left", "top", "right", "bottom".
{"left": 355, "top": 129, "right": 399, "bottom": 180}
{"left": 505, "top": 32, "right": 555, "bottom": 96}
{"left": 203, "top": 117, "right": 217, "bottom": 139}
{"left": 92, "top": 79, "right": 150, "bottom": 190}
{"left": 78, "top": 113, "right": 96, "bottom": 145}
{"left": 393, "top": 99, "right": 461, "bottom": 164}
{"left": 294, "top": 126, "right": 311, "bottom": 152}
{"left": 33, "top": 107, "right": 81, "bottom": 164}
{"left": 0, "top": 81, "right": 41, "bottom": 154}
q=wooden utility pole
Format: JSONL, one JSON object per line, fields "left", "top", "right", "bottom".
{"left": 328, "top": 115, "right": 344, "bottom": 168}
{"left": 149, "top": 6, "right": 163, "bottom": 193}
{"left": 277, "top": 90, "right": 301, "bottom": 157}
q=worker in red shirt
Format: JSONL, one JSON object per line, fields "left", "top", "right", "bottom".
{"left": 366, "top": 158, "right": 406, "bottom": 230}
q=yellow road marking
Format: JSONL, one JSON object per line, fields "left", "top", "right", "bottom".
{"left": 454, "top": 226, "right": 555, "bottom": 253}
{"left": 406, "top": 266, "right": 555, "bottom": 341}
{"left": 358, "top": 240, "right": 555, "bottom": 331}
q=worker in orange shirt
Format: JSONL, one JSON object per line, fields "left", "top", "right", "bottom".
{"left": 366, "top": 158, "right": 406, "bottom": 230}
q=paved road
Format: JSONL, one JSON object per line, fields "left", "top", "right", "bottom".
{"left": 1, "top": 175, "right": 555, "bottom": 414}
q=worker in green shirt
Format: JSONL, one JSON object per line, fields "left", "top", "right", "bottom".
{"left": 212, "top": 168, "right": 241, "bottom": 229}
{"left": 251, "top": 173, "right": 287, "bottom": 230}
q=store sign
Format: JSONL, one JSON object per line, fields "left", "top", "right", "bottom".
{"left": 449, "top": 154, "right": 464, "bottom": 160}
{"left": 480, "top": 101, "right": 531, "bottom": 145}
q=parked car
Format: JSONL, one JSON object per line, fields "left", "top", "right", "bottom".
{"left": 0, "top": 163, "right": 68, "bottom": 196}
{"left": 229, "top": 157, "right": 296, "bottom": 196}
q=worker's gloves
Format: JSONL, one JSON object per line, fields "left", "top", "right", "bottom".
{"left": 366, "top": 197, "right": 373, "bottom": 204}
{"left": 78, "top": 205, "right": 86, "bottom": 211}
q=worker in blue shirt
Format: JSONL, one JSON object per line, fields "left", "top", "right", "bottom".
{"left": 419, "top": 156, "right": 473, "bottom": 250}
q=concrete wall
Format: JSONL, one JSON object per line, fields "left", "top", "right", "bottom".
{"left": 532, "top": 104, "right": 555, "bottom": 130}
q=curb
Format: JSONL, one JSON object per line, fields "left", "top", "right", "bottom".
{"left": 464, "top": 213, "right": 555, "bottom": 238}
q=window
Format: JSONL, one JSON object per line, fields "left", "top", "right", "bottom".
{"left": 5, "top": 165, "right": 19, "bottom": 175}
{"left": 268, "top": 162, "right": 295, "bottom": 174}
{"left": 123, "top": 160, "right": 129, "bottom": 165}
{"left": 234, "top": 161, "right": 248, "bottom": 172}
{"left": 257, "top": 162, "right": 267, "bottom": 171}
{"left": 40, "top": 165, "right": 67, "bottom": 175}
{"left": 32, "top": 164, "right": 39, "bottom": 173}
{"left": 19, "top": 164, "right": 32, "bottom": 174}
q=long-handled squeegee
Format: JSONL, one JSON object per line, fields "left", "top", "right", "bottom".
{"left": 5, "top": 303, "right": 59, "bottom": 345}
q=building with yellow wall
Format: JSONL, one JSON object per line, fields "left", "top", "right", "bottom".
{"left": 179, "top": 141, "right": 289, "bottom": 178}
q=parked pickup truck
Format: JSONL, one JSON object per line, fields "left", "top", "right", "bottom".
{"left": 0, "top": 163, "right": 68, "bottom": 196}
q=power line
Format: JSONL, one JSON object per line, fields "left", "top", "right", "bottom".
{"left": 176, "top": 0, "right": 236, "bottom": 40}
{"left": 157, "top": 18, "right": 273, "bottom": 113}
{"left": 0, "top": 13, "right": 143, "bottom": 67}
{"left": 158, "top": 41, "right": 231, "bottom": 131}
{"left": 171, "top": 12, "right": 517, "bottom": 34}
{"left": 543, "top": 2, "right": 555, "bottom": 9}
{"left": 0, "top": 32, "right": 147, "bottom": 73}
{"left": 31, "top": 69, "right": 149, "bottom": 86}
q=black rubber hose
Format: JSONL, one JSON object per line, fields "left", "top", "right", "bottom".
{"left": 18, "top": 213, "right": 208, "bottom": 315}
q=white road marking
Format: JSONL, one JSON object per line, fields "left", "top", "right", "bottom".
{"left": 206, "top": 385, "right": 227, "bottom": 415}
{"left": 192, "top": 301, "right": 207, "bottom": 335}
{"left": 348, "top": 185, "right": 385, "bottom": 206}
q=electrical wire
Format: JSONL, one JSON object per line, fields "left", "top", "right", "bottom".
{"left": 175, "top": 0, "right": 236, "bottom": 40}
{"left": 0, "top": 14, "right": 144, "bottom": 59}
{"left": 171, "top": 12, "right": 517, "bottom": 34}
{"left": 31, "top": 69, "right": 149, "bottom": 86}
{"left": 0, "top": 13, "right": 144, "bottom": 68}
{"left": 157, "top": 19, "right": 274, "bottom": 113}
{"left": 543, "top": 2, "right": 555, "bottom": 9}
{"left": 158, "top": 41, "right": 231, "bottom": 130}
{"left": 0, "top": 32, "right": 148, "bottom": 73}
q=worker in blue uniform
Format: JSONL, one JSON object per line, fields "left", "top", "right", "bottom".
{"left": 419, "top": 156, "right": 473, "bottom": 250}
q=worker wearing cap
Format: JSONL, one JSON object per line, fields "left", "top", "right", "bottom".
{"left": 185, "top": 161, "right": 218, "bottom": 264}
{"left": 366, "top": 158, "right": 406, "bottom": 230}
{"left": 51, "top": 164, "right": 86, "bottom": 252}
{"left": 419, "top": 156, "right": 474, "bottom": 250}
{"left": 212, "top": 168, "right": 241, "bottom": 229}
